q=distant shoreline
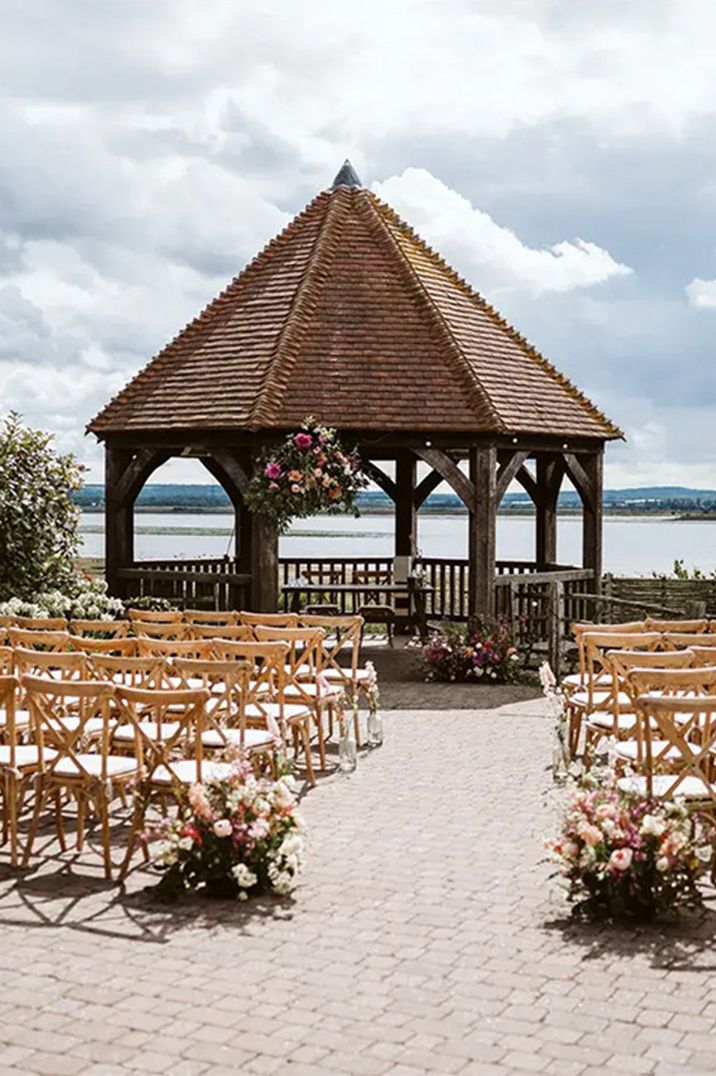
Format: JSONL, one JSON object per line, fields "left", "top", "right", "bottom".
{"left": 78, "top": 506, "right": 713, "bottom": 521}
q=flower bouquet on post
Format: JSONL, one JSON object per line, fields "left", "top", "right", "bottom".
{"left": 148, "top": 757, "right": 306, "bottom": 901}
{"left": 244, "top": 417, "right": 367, "bottom": 532}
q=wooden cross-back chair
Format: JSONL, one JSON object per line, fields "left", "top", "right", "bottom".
{"left": 564, "top": 620, "right": 647, "bottom": 690}
{"left": 170, "top": 657, "right": 278, "bottom": 769}
{"left": 7, "top": 628, "right": 71, "bottom": 652}
{"left": 582, "top": 647, "right": 698, "bottom": 753}
{"left": 689, "top": 646, "right": 716, "bottom": 666}
{"left": 126, "top": 608, "right": 183, "bottom": 624}
{"left": 0, "top": 674, "right": 49, "bottom": 865}
{"left": 253, "top": 626, "right": 341, "bottom": 769}
{"left": 182, "top": 609, "right": 238, "bottom": 626}
{"left": 238, "top": 611, "right": 299, "bottom": 629}
{"left": 14, "top": 616, "right": 68, "bottom": 632}
{"left": 114, "top": 684, "right": 223, "bottom": 878}
{"left": 69, "top": 634, "right": 138, "bottom": 657}
{"left": 88, "top": 653, "right": 168, "bottom": 690}
{"left": 208, "top": 640, "right": 315, "bottom": 786}
{"left": 22, "top": 676, "right": 138, "bottom": 879}
{"left": 136, "top": 637, "right": 214, "bottom": 660}
{"left": 567, "top": 631, "right": 662, "bottom": 756}
{"left": 352, "top": 569, "right": 397, "bottom": 647}
{"left": 0, "top": 616, "right": 16, "bottom": 630}
{"left": 619, "top": 691, "right": 716, "bottom": 812}
{"left": 69, "top": 619, "right": 131, "bottom": 639}
{"left": 12, "top": 647, "right": 89, "bottom": 693}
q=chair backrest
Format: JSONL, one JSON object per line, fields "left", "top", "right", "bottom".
{"left": 126, "top": 608, "right": 183, "bottom": 623}
{"left": 635, "top": 692, "right": 716, "bottom": 802}
{"left": 0, "top": 646, "right": 12, "bottom": 674}
{"left": 69, "top": 619, "right": 130, "bottom": 638}
{"left": 206, "top": 640, "right": 288, "bottom": 731}
{"left": 299, "top": 614, "right": 363, "bottom": 683}
{"left": 182, "top": 609, "right": 239, "bottom": 625}
{"left": 688, "top": 646, "right": 716, "bottom": 666}
{"left": 130, "top": 620, "right": 190, "bottom": 640}
{"left": 171, "top": 656, "right": 251, "bottom": 738}
{"left": 0, "top": 675, "right": 21, "bottom": 761}
{"left": 0, "top": 615, "right": 16, "bottom": 629}
{"left": 238, "top": 611, "right": 299, "bottom": 628}
{"left": 628, "top": 664, "right": 716, "bottom": 699}
{"left": 13, "top": 647, "right": 88, "bottom": 682}
{"left": 22, "top": 675, "right": 115, "bottom": 778}
{"left": 353, "top": 569, "right": 392, "bottom": 583}
{"left": 68, "top": 634, "right": 138, "bottom": 656}
{"left": 188, "top": 623, "right": 254, "bottom": 641}
{"left": 661, "top": 632, "right": 714, "bottom": 650}
{"left": 253, "top": 626, "right": 325, "bottom": 677}
{"left": 610, "top": 648, "right": 695, "bottom": 706}
{"left": 14, "top": 616, "right": 68, "bottom": 631}
{"left": 113, "top": 684, "right": 209, "bottom": 783}
{"left": 572, "top": 620, "right": 646, "bottom": 639}
{"left": 581, "top": 631, "right": 661, "bottom": 701}
{"left": 136, "top": 637, "right": 214, "bottom": 659}
{"left": 7, "top": 628, "right": 71, "bottom": 652}
{"left": 88, "top": 653, "right": 168, "bottom": 689}
{"left": 645, "top": 618, "right": 708, "bottom": 634}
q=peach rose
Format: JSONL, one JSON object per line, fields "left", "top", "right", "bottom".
{"left": 609, "top": 847, "right": 633, "bottom": 872}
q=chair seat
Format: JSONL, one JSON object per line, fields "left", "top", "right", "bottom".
{"left": 585, "top": 711, "right": 638, "bottom": 732}
{"left": 52, "top": 754, "right": 139, "bottom": 779}
{"left": 113, "top": 721, "right": 181, "bottom": 743}
{"left": 285, "top": 682, "right": 342, "bottom": 701}
{"left": 201, "top": 727, "right": 276, "bottom": 751}
{"left": 151, "top": 760, "right": 233, "bottom": 785}
{"left": 618, "top": 774, "right": 716, "bottom": 800}
{"left": 0, "top": 708, "right": 31, "bottom": 728}
{"left": 614, "top": 740, "right": 700, "bottom": 763}
{"left": 244, "top": 701, "right": 312, "bottom": 723}
{"left": 166, "top": 676, "right": 225, "bottom": 693}
{"left": 0, "top": 745, "right": 57, "bottom": 768}
{"left": 323, "top": 667, "right": 372, "bottom": 683}
{"left": 570, "top": 690, "right": 631, "bottom": 709}
{"left": 49, "top": 716, "right": 107, "bottom": 735}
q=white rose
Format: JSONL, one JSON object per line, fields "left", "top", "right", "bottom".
{"left": 213, "top": 819, "right": 232, "bottom": 838}
{"left": 232, "top": 863, "right": 258, "bottom": 888}
{"left": 640, "top": 814, "right": 666, "bottom": 838}
{"left": 656, "top": 856, "right": 670, "bottom": 872}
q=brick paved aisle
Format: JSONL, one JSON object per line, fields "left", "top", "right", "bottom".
{"left": 0, "top": 700, "right": 715, "bottom": 1076}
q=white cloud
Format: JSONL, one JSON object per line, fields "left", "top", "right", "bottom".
{"left": 685, "top": 277, "right": 716, "bottom": 308}
{"left": 373, "top": 168, "right": 632, "bottom": 296}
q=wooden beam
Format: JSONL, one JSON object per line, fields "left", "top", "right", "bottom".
{"left": 362, "top": 461, "right": 397, "bottom": 502}
{"left": 115, "top": 448, "right": 171, "bottom": 505}
{"left": 581, "top": 451, "right": 603, "bottom": 583}
{"left": 394, "top": 450, "right": 417, "bottom": 557}
{"left": 496, "top": 450, "right": 530, "bottom": 503}
{"left": 414, "top": 468, "right": 443, "bottom": 508}
{"left": 514, "top": 465, "right": 540, "bottom": 506}
{"left": 416, "top": 447, "right": 474, "bottom": 508}
{"left": 563, "top": 452, "right": 594, "bottom": 506}
{"left": 535, "top": 455, "right": 563, "bottom": 567}
{"left": 105, "top": 446, "right": 135, "bottom": 598}
{"left": 209, "top": 449, "right": 250, "bottom": 496}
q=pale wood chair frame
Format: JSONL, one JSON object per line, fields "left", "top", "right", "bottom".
{"left": 7, "top": 628, "right": 71, "bottom": 652}
{"left": 15, "top": 616, "right": 68, "bottom": 632}
{"left": 69, "top": 635, "right": 138, "bottom": 657}
{"left": 182, "top": 610, "right": 239, "bottom": 625}
{"left": 69, "top": 619, "right": 130, "bottom": 638}
{"left": 632, "top": 691, "right": 716, "bottom": 807}
{"left": 126, "top": 608, "right": 183, "bottom": 623}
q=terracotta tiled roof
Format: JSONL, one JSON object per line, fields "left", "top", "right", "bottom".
{"left": 89, "top": 174, "right": 621, "bottom": 440}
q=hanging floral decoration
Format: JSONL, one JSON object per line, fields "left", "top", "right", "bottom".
{"left": 244, "top": 417, "right": 367, "bottom": 531}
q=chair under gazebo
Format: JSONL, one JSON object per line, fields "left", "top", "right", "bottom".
{"left": 88, "top": 160, "right": 621, "bottom": 646}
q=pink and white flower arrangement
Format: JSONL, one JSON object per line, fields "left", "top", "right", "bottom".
{"left": 545, "top": 784, "right": 704, "bottom": 920}
{"left": 245, "top": 417, "right": 367, "bottom": 531}
{"left": 421, "top": 619, "right": 522, "bottom": 684}
{"left": 149, "top": 759, "right": 306, "bottom": 900}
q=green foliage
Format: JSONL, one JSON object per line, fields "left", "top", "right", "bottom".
{"left": 0, "top": 413, "right": 85, "bottom": 601}
{"left": 125, "top": 594, "right": 176, "bottom": 612}
{"left": 244, "top": 417, "right": 367, "bottom": 533}
{"left": 653, "top": 559, "right": 716, "bottom": 581}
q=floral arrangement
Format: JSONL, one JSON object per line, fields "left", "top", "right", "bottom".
{"left": 125, "top": 594, "right": 176, "bottom": 613}
{"left": 0, "top": 573, "right": 124, "bottom": 621}
{"left": 150, "top": 759, "right": 306, "bottom": 900}
{"left": 421, "top": 619, "right": 522, "bottom": 683}
{"left": 244, "top": 417, "right": 367, "bottom": 532}
{"left": 540, "top": 662, "right": 572, "bottom": 781}
{"left": 545, "top": 784, "right": 705, "bottom": 921}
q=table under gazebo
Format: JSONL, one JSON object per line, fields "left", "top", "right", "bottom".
{"left": 88, "top": 160, "right": 621, "bottom": 654}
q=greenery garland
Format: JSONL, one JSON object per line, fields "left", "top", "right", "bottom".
{"left": 244, "top": 417, "right": 367, "bottom": 532}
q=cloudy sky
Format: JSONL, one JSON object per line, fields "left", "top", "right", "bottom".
{"left": 1, "top": 0, "right": 716, "bottom": 488}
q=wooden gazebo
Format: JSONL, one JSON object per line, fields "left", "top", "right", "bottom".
{"left": 89, "top": 161, "right": 621, "bottom": 621}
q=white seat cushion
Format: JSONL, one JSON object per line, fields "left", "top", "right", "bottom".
{"left": 614, "top": 740, "right": 699, "bottom": 763}
{"left": 0, "top": 708, "right": 31, "bottom": 728}
{"left": 113, "top": 721, "right": 181, "bottom": 743}
{"left": 585, "top": 711, "right": 638, "bottom": 732}
{"left": 49, "top": 716, "right": 107, "bottom": 735}
{"left": 151, "top": 760, "right": 233, "bottom": 785}
{"left": 0, "top": 745, "right": 57, "bottom": 767}
{"left": 323, "top": 667, "right": 371, "bottom": 683}
{"left": 244, "top": 701, "right": 312, "bottom": 722}
{"left": 52, "top": 754, "right": 139, "bottom": 779}
{"left": 570, "top": 690, "right": 631, "bottom": 709}
{"left": 618, "top": 774, "right": 716, "bottom": 800}
{"left": 201, "top": 727, "right": 275, "bottom": 750}
{"left": 285, "top": 682, "right": 342, "bottom": 701}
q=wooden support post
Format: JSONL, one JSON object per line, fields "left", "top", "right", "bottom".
{"left": 394, "top": 451, "right": 417, "bottom": 557}
{"left": 581, "top": 451, "right": 603, "bottom": 590}
{"left": 468, "top": 444, "right": 497, "bottom": 620}
{"left": 105, "top": 446, "right": 135, "bottom": 600}
{"left": 249, "top": 513, "right": 278, "bottom": 612}
{"left": 535, "top": 455, "right": 561, "bottom": 568}
{"left": 547, "top": 579, "right": 564, "bottom": 679}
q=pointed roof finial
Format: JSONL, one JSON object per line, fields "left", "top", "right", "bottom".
{"left": 331, "top": 159, "right": 362, "bottom": 189}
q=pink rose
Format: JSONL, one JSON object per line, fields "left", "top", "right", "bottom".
{"left": 291, "top": 483, "right": 301, "bottom": 493}
{"left": 595, "top": 804, "right": 615, "bottom": 820}
{"left": 213, "top": 819, "right": 232, "bottom": 838}
{"left": 578, "top": 822, "right": 603, "bottom": 847}
{"left": 264, "top": 461, "right": 282, "bottom": 480}
{"left": 249, "top": 818, "right": 269, "bottom": 840}
{"left": 609, "top": 847, "right": 633, "bottom": 872}
{"left": 294, "top": 432, "right": 313, "bottom": 449}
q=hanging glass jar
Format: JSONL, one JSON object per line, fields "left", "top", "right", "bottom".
{"left": 338, "top": 711, "right": 357, "bottom": 773}
{"left": 367, "top": 708, "right": 383, "bottom": 747}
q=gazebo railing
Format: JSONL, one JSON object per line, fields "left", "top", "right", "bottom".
{"left": 116, "top": 557, "right": 250, "bottom": 611}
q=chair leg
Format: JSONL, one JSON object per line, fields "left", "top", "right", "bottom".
{"left": 300, "top": 722, "right": 316, "bottom": 787}
{"left": 54, "top": 789, "right": 67, "bottom": 852}
{"left": 76, "top": 794, "right": 86, "bottom": 851}
{"left": 6, "top": 772, "right": 18, "bottom": 867}
{"left": 314, "top": 707, "right": 327, "bottom": 772}
{"left": 97, "top": 793, "right": 112, "bottom": 881}
{"left": 23, "top": 779, "right": 48, "bottom": 867}
{"left": 119, "top": 794, "right": 145, "bottom": 882}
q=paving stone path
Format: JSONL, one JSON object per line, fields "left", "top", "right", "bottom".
{"left": 0, "top": 699, "right": 715, "bottom": 1075}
